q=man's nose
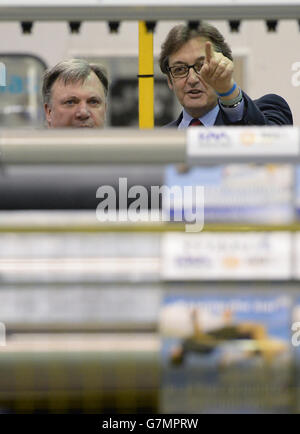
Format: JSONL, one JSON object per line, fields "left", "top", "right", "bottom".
{"left": 186, "top": 67, "right": 200, "bottom": 84}
{"left": 75, "top": 102, "right": 90, "bottom": 118}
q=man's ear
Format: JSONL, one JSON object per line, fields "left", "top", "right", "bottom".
{"left": 44, "top": 103, "right": 51, "bottom": 127}
{"left": 167, "top": 75, "right": 173, "bottom": 91}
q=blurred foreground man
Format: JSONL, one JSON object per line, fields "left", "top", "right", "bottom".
{"left": 159, "top": 23, "right": 293, "bottom": 127}
{"left": 43, "top": 58, "right": 108, "bottom": 128}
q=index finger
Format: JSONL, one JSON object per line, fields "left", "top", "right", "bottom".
{"left": 205, "top": 41, "right": 214, "bottom": 63}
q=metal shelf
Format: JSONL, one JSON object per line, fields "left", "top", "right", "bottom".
{"left": 0, "top": 127, "right": 299, "bottom": 165}
{"left": 0, "top": 1, "right": 299, "bottom": 21}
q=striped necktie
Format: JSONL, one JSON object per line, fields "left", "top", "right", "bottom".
{"left": 188, "top": 118, "right": 203, "bottom": 127}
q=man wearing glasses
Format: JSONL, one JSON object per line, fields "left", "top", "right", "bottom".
{"left": 159, "top": 23, "right": 293, "bottom": 127}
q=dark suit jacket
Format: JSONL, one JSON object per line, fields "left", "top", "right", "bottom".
{"left": 165, "top": 91, "right": 293, "bottom": 127}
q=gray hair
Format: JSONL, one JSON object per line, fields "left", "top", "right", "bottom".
{"left": 42, "top": 58, "right": 109, "bottom": 105}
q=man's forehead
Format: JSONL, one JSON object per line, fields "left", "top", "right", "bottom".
{"left": 51, "top": 73, "right": 104, "bottom": 96}
{"left": 170, "top": 37, "right": 210, "bottom": 60}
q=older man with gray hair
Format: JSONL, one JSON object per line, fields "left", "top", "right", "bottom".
{"left": 43, "top": 58, "right": 108, "bottom": 128}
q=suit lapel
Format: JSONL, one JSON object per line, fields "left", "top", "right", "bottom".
{"left": 175, "top": 112, "right": 183, "bottom": 127}
{"left": 214, "top": 110, "right": 225, "bottom": 125}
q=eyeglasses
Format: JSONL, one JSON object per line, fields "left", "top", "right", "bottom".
{"left": 167, "top": 62, "right": 204, "bottom": 79}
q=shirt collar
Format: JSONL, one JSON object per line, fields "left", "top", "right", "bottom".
{"left": 178, "top": 104, "right": 220, "bottom": 128}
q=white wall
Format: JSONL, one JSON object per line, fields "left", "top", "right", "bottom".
{"left": 0, "top": 19, "right": 299, "bottom": 124}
